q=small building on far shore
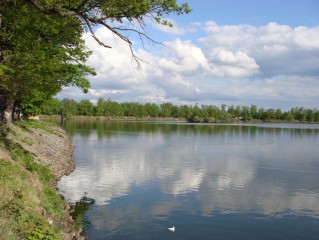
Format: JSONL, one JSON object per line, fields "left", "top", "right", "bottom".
{"left": 26, "top": 115, "right": 40, "bottom": 120}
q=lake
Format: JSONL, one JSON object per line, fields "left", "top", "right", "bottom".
{"left": 58, "top": 121, "right": 319, "bottom": 240}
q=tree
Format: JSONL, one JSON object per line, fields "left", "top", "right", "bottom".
{"left": 104, "top": 98, "right": 124, "bottom": 117}
{"left": 60, "top": 98, "right": 78, "bottom": 116}
{"left": 250, "top": 104, "right": 258, "bottom": 119}
{"left": 178, "top": 104, "right": 192, "bottom": 119}
{"left": 78, "top": 99, "right": 94, "bottom": 116}
{"left": 121, "top": 102, "right": 143, "bottom": 117}
{"left": 96, "top": 97, "right": 105, "bottom": 116}
{"left": 0, "top": 0, "right": 95, "bottom": 126}
{"left": 306, "top": 109, "right": 315, "bottom": 122}
{"left": 241, "top": 105, "right": 251, "bottom": 121}
{"left": 258, "top": 107, "right": 265, "bottom": 120}
{"left": 275, "top": 109, "right": 283, "bottom": 120}
{"left": 284, "top": 112, "right": 295, "bottom": 121}
{"left": 25, "top": 0, "right": 191, "bottom": 64}
{"left": 0, "top": 0, "right": 191, "bottom": 126}
{"left": 235, "top": 105, "right": 241, "bottom": 117}
{"left": 160, "top": 102, "right": 174, "bottom": 117}
{"left": 40, "top": 98, "right": 61, "bottom": 115}
{"left": 144, "top": 103, "right": 160, "bottom": 117}
{"left": 187, "top": 104, "right": 203, "bottom": 122}
{"left": 227, "top": 105, "right": 235, "bottom": 117}
{"left": 221, "top": 104, "right": 227, "bottom": 112}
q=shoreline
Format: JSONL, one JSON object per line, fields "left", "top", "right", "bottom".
{"left": 40, "top": 115, "right": 319, "bottom": 124}
{"left": 41, "top": 115, "right": 185, "bottom": 122}
{"left": 0, "top": 120, "right": 84, "bottom": 240}
{"left": 9, "top": 123, "right": 75, "bottom": 179}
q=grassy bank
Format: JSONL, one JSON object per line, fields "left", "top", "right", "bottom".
{"left": 0, "top": 120, "right": 81, "bottom": 240}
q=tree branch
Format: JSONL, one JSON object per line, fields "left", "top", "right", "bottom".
{"left": 29, "top": 0, "right": 77, "bottom": 17}
{"left": 90, "top": 18, "right": 144, "bottom": 67}
{"left": 26, "top": 0, "right": 187, "bottom": 67}
{"left": 82, "top": 18, "right": 112, "bottom": 48}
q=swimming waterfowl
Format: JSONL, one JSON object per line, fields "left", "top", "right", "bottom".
{"left": 168, "top": 226, "right": 175, "bottom": 232}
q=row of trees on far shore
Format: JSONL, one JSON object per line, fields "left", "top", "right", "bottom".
{"left": 40, "top": 98, "right": 319, "bottom": 123}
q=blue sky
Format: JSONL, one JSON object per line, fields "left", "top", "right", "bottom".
{"left": 180, "top": 0, "right": 319, "bottom": 27}
{"left": 58, "top": 0, "right": 319, "bottom": 110}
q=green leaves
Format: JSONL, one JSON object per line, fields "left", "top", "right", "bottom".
{"left": 1, "top": 0, "right": 191, "bottom": 119}
{"left": 101, "top": 0, "right": 191, "bottom": 26}
{"left": 0, "top": 0, "right": 95, "bottom": 116}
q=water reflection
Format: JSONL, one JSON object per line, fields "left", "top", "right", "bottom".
{"left": 58, "top": 121, "right": 319, "bottom": 238}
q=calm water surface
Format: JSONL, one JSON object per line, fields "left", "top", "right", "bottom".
{"left": 58, "top": 121, "right": 319, "bottom": 240}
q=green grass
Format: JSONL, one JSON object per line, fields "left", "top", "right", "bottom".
{"left": 16, "top": 119, "right": 63, "bottom": 138}
{"left": 0, "top": 122, "right": 74, "bottom": 240}
{"left": 9, "top": 127, "right": 34, "bottom": 146}
{"left": 0, "top": 156, "right": 66, "bottom": 239}
{"left": 0, "top": 158, "right": 64, "bottom": 240}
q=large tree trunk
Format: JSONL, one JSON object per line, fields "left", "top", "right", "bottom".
{"left": 0, "top": 13, "right": 3, "bottom": 62}
{"left": 2, "top": 99, "right": 15, "bottom": 128}
{"left": 13, "top": 101, "right": 21, "bottom": 121}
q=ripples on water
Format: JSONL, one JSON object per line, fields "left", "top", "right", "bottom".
{"left": 58, "top": 122, "right": 319, "bottom": 240}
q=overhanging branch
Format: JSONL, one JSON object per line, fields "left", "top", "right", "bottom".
{"left": 27, "top": 0, "right": 175, "bottom": 67}
{"left": 29, "top": 0, "right": 77, "bottom": 17}
{"left": 82, "top": 18, "right": 112, "bottom": 49}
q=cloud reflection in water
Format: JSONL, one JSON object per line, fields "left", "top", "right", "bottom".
{"left": 58, "top": 123, "right": 319, "bottom": 222}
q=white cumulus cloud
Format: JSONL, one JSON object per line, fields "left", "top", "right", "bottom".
{"left": 58, "top": 21, "right": 319, "bottom": 109}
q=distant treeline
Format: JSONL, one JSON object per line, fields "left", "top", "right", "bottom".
{"left": 40, "top": 98, "right": 319, "bottom": 123}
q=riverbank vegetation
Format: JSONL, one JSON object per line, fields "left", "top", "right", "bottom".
{"left": 40, "top": 97, "right": 319, "bottom": 123}
{"left": 0, "top": 120, "right": 79, "bottom": 240}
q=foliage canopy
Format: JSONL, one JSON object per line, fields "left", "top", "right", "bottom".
{"left": 0, "top": 0, "right": 191, "bottom": 125}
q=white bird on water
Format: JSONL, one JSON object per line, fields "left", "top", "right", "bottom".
{"left": 168, "top": 226, "right": 175, "bottom": 232}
